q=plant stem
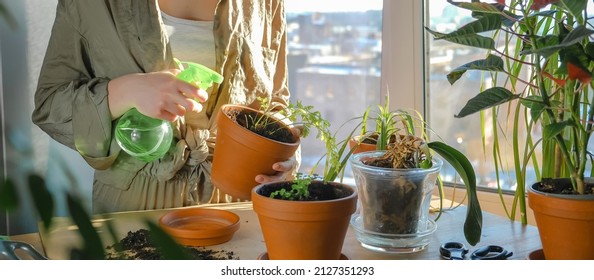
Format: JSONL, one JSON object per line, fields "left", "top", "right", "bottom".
{"left": 525, "top": 8, "right": 580, "bottom": 193}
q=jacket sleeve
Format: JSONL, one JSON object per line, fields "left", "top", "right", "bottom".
{"left": 269, "top": 0, "right": 290, "bottom": 109}
{"left": 32, "top": 1, "right": 118, "bottom": 170}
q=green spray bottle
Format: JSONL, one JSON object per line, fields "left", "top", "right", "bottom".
{"left": 114, "top": 60, "right": 223, "bottom": 162}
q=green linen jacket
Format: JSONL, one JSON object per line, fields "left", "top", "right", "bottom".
{"left": 32, "top": 0, "right": 290, "bottom": 212}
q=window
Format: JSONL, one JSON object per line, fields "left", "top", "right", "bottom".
{"left": 425, "top": 0, "right": 532, "bottom": 191}
{"left": 285, "top": 0, "right": 383, "bottom": 179}
{"left": 287, "top": 0, "right": 539, "bottom": 191}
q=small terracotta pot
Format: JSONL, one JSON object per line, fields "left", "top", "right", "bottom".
{"left": 211, "top": 105, "right": 300, "bottom": 200}
{"left": 252, "top": 181, "right": 357, "bottom": 260}
{"left": 348, "top": 134, "right": 378, "bottom": 154}
{"left": 528, "top": 179, "right": 594, "bottom": 260}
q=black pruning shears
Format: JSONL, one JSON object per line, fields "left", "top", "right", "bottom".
{"left": 440, "top": 242, "right": 469, "bottom": 260}
{"left": 440, "top": 242, "right": 513, "bottom": 260}
{"left": 470, "top": 245, "right": 513, "bottom": 260}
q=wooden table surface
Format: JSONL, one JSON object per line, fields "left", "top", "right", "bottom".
{"left": 12, "top": 201, "right": 542, "bottom": 260}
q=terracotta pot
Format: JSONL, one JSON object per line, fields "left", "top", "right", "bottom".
{"left": 528, "top": 179, "right": 594, "bottom": 260}
{"left": 251, "top": 181, "right": 358, "bottom": 260}
{"left": 211, "top": 104, "right": 300, "bottom": 200}
{"left": 348, "top": 134, "right": 378, "bottom": 154}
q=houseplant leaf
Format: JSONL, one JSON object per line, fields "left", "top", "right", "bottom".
{"left": 0, "top": 178, "right": 18, "bottom": 211}
{"left": 520, "top": 95, "right": 546, "bottom": 121}
{"left": 523, "top": 26, "right": 594, "bottom": 58}
{"left": 447, "top": 54, "right": 505, "bottom": 84}
{"left": 27, "top": 174, "right": 54, "bottom": 231}
{"left": 425, "top": 14, "right": 501, "bottom": 50}
{"left": 454, "top": 87, "right": 518, "bottom": 118}
{"left": 66, "top": 193, "right": 105, "bottom": 259}
{"left": 554, "top": 0, "right": 588, "bottom": 19}
{"left": 428, "top": 141, "right": 482, "bottom": 246}
{"left": 543, "top": 120, "right": 573, "bottom": 140}
{"left": 147, "top": 220, "right": 194, "bottom": 260}
{"left": 447, "top": 1, "right": 505, "bottom": 14}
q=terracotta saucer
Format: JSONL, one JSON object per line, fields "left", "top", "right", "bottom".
{"left": 257, "top": 252, "right": 349, "bottom": 260}
{"left": 158, "top": 208, "right": 240, "bottom": 247}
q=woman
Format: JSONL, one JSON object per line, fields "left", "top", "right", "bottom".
{"left": 32, "top": 0, "right": 298, "bottom": 213}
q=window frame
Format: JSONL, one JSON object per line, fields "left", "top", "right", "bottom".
{"left": 381, "top": 0, "right": 425, "bottom": 114}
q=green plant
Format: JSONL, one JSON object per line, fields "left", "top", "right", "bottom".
{"left": 353, "top": 95, "right": 420, "bottom": 151}
{"left": 353, "top": 106, "right": 483, "bottom": 245}
{"left": 0, "top": 167, "right": 195, "bottom": 260}
{"left": 426, "top": 0, "right": 594, "bottom": 222}
{"left": 229, "top": 97, "right": 329, "bottom": 144}
{"left": 269, "top": 101, "right": 358, "bottom": 200}
{"left": 270, "top": 174, "right": 313, "bottom": 200}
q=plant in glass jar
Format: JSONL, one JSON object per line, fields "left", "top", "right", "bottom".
{"left": 348, "top": 107, "right": 483, "bottom": 252}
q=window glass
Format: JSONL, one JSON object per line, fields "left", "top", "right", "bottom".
{"left": 425, "top": 0, "right": 535, "bottom": 191}
{"left": 285, "top": 0, "right": 383, "bottom": 178}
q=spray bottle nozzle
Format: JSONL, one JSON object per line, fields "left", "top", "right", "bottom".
{"left": 175, "top": 59, "right": 224, "bottom": 89}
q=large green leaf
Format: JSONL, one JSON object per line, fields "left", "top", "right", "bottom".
{"left": 520, "top": 95, "right": 546, "bottom": 121}
{"left": 0, "top": 178, "right": 18, "bottom": 211}
{"left": 67, "top": 193, "right": 105, "bottom": 259}
{"left": 428, "top": 141, "right": 482, "bottom": 246}
{"left": 554, "top": 0, "right": 588, "bottom": 20}
{"left": 447, "top": 54, "right": 504, "bottom": 85}
{"left": 147, "top": 221, "right": 194, "bottom": 260}
{"left": 455, "top": 87, "right": 518, "bottom": 118}
{"left": 28, "top": 174, "right": 54, "bottom": 231}
{"left": 543, "top": 120, "right": 573, "bottom": 140}
{"left": 426, "top": 14, "right": 502, "bottom": 50}
{"left": 523, "top": 26, "right": 594, "bottom": 58}
{"left": 585, "top": 42, "right": 594, "bottom": 59}
{"left": 559, "top": 41, "right": 592, "bottom": 74}
{"left": 446, "top": 1, "right": 504, "bottom": 14}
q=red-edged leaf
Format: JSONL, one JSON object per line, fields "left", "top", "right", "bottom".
{"left": 542, "top": 71, "right": 566, "bottom": 87}
{"left": 567, "top": 62, "right": 592, "bottom": 84}
{"left": 531, "top": 0, "right": 560, "bottom": 10}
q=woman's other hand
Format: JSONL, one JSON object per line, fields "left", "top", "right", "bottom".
{"left": 255, "top": 126, "right": 302, "bottom": 184}
{"left": 107, "top": 69, "right": 208, "bottom": 121}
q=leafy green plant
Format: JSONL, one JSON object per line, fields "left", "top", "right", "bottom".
{"left": 1, "top": 171, "right": 193, "bottom": 260}
{"left": 267, "top": 96, "right": 483, "bottom": 245}
{"left": 352, "top": 95, "right": 417, "bottom": 151}
{"left": 269, "top": 101, "right": 359, "bottom": 200}
{"left": 352, "top": 106, "right": 483, "bottom": 245}
{"left": 426, "top": 0, "right": 594, "bottom": 223}
{"left": 227, "top": 97, "right": 330, "bottom": 145}
{"left": 270, "top": 174, "right": 313, "bottom": 200}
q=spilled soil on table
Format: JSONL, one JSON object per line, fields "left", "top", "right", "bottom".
{"left": 105, "top": 229, "right": 238, "bottom": 260}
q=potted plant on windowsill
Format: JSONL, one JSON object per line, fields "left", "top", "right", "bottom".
{"left": 348, "top": 101, "right": 399, "bottom": 154}
{"left": 211, "top": 98, "right": 325, "bottom": 200}
{"left": 348, "top": 107, "right": 483, "bottom": 252}
{"left": 251, "top": 106, "right": 361, "bottom": 260}
{"left": 426, "top": 0, "right": 594, "bottom": 259}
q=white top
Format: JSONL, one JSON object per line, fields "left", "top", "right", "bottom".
{"left": 160, "top": 10, "right": 216, "bottom": 70}
{"left": 160, "top": 10, "right": 216, "bottom": 129}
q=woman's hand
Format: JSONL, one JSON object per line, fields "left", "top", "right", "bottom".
{"left": 255, "top": 126, "right": 302, "bottom": 184}
{"left": 107, "top": 69, "right": 208, "bottom": 121}
{"left": 255, "top": 157, "right": 298, "bottom": 184}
